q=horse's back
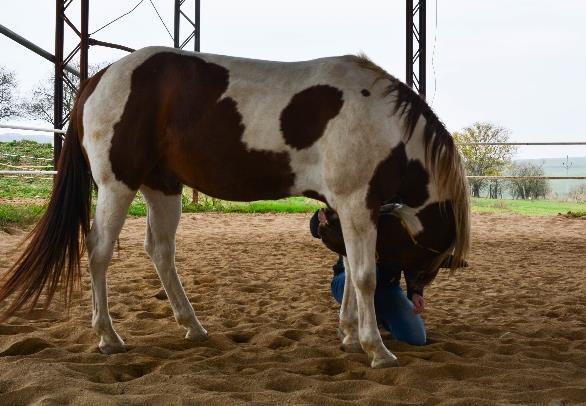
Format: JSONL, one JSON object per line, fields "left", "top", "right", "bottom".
{"left": 80, "top": 47, "right": 389, "bottom": 201}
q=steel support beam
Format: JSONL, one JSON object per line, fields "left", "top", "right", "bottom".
{"left": 406, "top": 0, "right": 426, "bottom": 98}
{"left": 54, "top": 0, "right": 65, "bottom": 165}
{"left": 53, "top": 0, "right": 91, "bottom": 168}
{"left": 0, "top": 24, "right": 80, "bottom": 77}
{"left": 174, "top": 0, "right": 201, "bottom": 52}
{"left": 80, "top": 0, "right": 89, "bottom": 82}
{"left": 174, "top": 0, "right": 201, "bottom": 203}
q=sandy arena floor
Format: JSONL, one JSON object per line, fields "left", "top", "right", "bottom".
{"left": 0, "top": 213, "right": 585, "bottom": 405}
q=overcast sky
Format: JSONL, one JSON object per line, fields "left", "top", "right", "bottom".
{"left": 1, "top": 0, "right": 585, "bottom": 159}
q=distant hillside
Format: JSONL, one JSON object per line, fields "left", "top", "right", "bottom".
{"left": 0, "top": 133, "right": 53, "bottom": 144}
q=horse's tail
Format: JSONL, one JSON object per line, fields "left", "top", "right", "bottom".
{"left": 0, "top": 103, "right": 92, "bottom": 320}
{"left": 427, "top": 132, "right": 471, "bottom": 272}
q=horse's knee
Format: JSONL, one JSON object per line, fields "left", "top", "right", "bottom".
{"left": 353, "top": 269, "right": 376, "bottom": 293}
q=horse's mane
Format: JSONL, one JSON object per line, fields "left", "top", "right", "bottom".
{"left": 351, "top": 53, "right": 470, "bottom": 272}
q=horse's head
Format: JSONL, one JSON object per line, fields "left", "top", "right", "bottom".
{"left": 316, "top": 204, "right": 467, "bottom": 287}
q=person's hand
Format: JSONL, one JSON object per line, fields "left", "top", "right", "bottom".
{"left": 411, "top": 294, "right": 425, "bottom": 314}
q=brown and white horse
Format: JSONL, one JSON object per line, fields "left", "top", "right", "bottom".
{"left": 0, "top": 47, "right": 469, "bottom": 368}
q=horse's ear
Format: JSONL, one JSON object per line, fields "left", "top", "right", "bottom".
{"left": 379, "top": 203, "right": 401, "bottom": 215}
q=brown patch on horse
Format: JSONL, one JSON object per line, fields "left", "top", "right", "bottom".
{"left": 399, "top": 160, "right": 429, "bottom": 207}
{"left": 143, "top": 166, "right": 183, "bottom": 195}
{"left": 280, "top": 85, "right": 344, "bottom": 150}
{"left": 365, "top": 143, "right": 407, "bottom": 223}
{"left": 365, "top": 143, "right": 429, "bottom": 224}
{"left": 109, "top": 52, "right": 295, "bottom": 200}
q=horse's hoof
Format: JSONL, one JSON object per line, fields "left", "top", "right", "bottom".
{"left": 370, "top": 354, "right": 400, "bottom": 368}
{"left": 185, "top": 329, "right": 209, "bottom": 342}
{"left": 341, "top": 341, "right": 363, "bottom": 353}
{"left": 98, "top": 343, "right": 127, "bottom": 355}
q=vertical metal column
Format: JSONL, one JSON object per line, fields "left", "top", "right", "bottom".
{"left": 173, "top": 0, "right": 180, "bottom": 48}
{"left": 194, "top": 0, "right": 200, "bottom": 52}
{"left": 406, "top": 0, "right": 413, "bottom": 91}
{"left": 174, "top": 0, "right": 201, "bottom": 203}
{"left": 418, "top": 0, "right": 426, "bottom": 98}
{"left": 80, "top": 0, "right": 89, "bottom": 81}
{"left": 174, "top": 0, "right": 200, "bottom": 52}
{"left": 406, "top": 0, "right": 426, "bottom": 98}
{"left": 53, "top": 0, "right": 90, "bottom": 168}
{"left": 53, "top": 0, "right": 64, "bottom": 167}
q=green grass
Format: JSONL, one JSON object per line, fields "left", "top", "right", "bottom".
{"left": 182, "top": 195, "right": 322, "bottom": 214}
{"left": 0, "top": 195, "right": 322, "bottom": 229}
{"left": 471, "top": 197, "right": 586, "bottom": 216}
{"left": 0, "top": 203, "right": 45, "bottom": 228}
{"left": 0, "top": 176, "right": 53, "bottom": 199}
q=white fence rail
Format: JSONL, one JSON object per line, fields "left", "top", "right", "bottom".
{"left": 0, "top": 123, "right": 65, "bottom": 134}
{"left": 0, "top": 123, "right": 584, "bottom": 179}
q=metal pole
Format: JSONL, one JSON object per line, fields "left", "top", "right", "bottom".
{"left": 80, "top": 0, "right": 89, "bottom": 81}
{"left": 418, "top": 0, "right": 426, "bottom": 98}
{"left": 195, "top": 0, "right": 200, "bottom": 52}
{"left": 54, "top": 0, "right": 64, "bottom": 168}
{"left": 406, "top": 0, "right": 426, "bottom": 98}
{"left": 173, "top": 0, "right": 180, "bottom": 48}
{"left": 405, "top": 0, "right": 413, "bottom": 89}
{"left": 0, "top": 24, "right": 80, "bottom": 77}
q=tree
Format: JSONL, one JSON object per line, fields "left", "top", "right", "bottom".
{"left": 20, "top": 63, "right": 104, "bottom": 126}
{"left": 508, "top": 162, "right": 550, "bottom": 200}
{"left": 0, "top": 66, "right": 19, "bottom": 121}
{"left": 453, "top": 122, "right": 516, "bottom": 198}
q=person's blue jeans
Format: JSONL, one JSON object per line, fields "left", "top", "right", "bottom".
{"left": 331, "top": 269, "right": 427, "bottom": 346}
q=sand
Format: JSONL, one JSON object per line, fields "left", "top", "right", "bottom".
{"left": 0, "top": 213, "right": 584, "bottom": 405}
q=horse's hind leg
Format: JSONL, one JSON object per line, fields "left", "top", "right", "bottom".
{"left": 141, "top": 186, "right": 208, "bottom": 341}
{"left": 87, "top": 184, "right": 136, "bottom": 354}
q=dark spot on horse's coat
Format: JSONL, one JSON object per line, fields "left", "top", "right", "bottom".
{"left": 399, "top": 159, "right": 429, "bottom": 207}
{"left": 109, "top": 52, "right": 295, "bottom": 199}
{"left": 361, "top": 89, "right": 370, "bottom": 97}
{"left": 415, "top": 202, "right": 455, "bottom": 252}
{"left": 303, "top": 190, "right": 330, "bottom": 206}
{"left": 366, "top": 143, "right": 407, "bottom": 224}
{"left": 366, "top": 143, "right": 430, "bottom": 224}
{"left": 143, "top": 165, "right": 182, "bottom": 195}
{"left": 280, "top": 85, "right": 344, "bottom": 150}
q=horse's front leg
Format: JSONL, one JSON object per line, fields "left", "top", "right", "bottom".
{"left": 339, "top": 256, "right": 361, "bottom": 352}
{"left": 338, "top": 205, "right": 399, "bottom": 368}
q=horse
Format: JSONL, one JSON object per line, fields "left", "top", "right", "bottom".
{"left": 315, "top": 203, "right": 469, "bottom": 293}
{"left": 0, "top": 46, "right": 469, "bottom": 368}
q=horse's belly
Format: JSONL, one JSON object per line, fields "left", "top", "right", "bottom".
{"left": 166, "top": 135, "right": 297, "bottom": 201}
